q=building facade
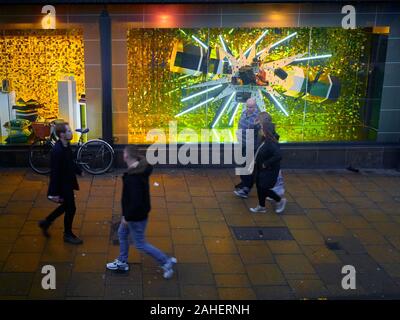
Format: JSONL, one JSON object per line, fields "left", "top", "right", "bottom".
{"left": 0, "top": 1, "right": 399, "bottom": 168}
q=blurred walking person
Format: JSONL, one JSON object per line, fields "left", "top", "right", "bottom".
{"left": 106, "top": 146, "right": 177, "bottom": 279}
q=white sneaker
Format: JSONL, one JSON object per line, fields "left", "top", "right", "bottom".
{"left": 275, "top": 198, "right": 287, "bottom": 213}
{"left": 250, "top": 205, "right": 267, "bottom": 213}
{"left": 106, "top": 259, "right": 129, "bottom": 271}
{"left": 266, "top": 197, "right": 273, "bottom": 201}
{"left": 234, "top": 189, "right": 249, "bottom": 199}
{"left": 162, "top": 257, "right": 177, "bottom": 279}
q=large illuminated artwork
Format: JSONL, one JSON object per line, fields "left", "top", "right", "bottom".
{"left": 171, "top": 31, "right": 340, "bottom": 128}
{"left": 127, "top": 28, "right": 373, "bottom": 143}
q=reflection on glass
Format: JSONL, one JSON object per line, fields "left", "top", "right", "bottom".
{"left": 127, "top": 27, "right": 377, "bottom": 144}
{"left": 0, "top": 29, "right": 85, "bottom": 145}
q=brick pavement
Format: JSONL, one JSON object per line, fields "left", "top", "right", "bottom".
{"left": 0, "top": 167, "right": 400, "bottom": 300}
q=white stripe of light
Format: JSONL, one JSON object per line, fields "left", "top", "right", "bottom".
{"left": 268, "top": 92, "right": 289, "bottom": 116}
{"left": 178, "top": 74, "right": 191, "bottom": 80}
{"left": 191, "top": 35, "right": 208, "bottom": 50}
{"left": 244, "top": 30, "right": 269, "bottom": 57}
{"left": 181, "top": 84, "right": 223, "bottom": 102}
{"left": 175, "top": 97, "right": 214, "bottom": 117}
{"left": 219, "top": 35, "right": 228, "bottom": 52}
{"left": 256, "top": 32, "right": 297, "bottom": 56}
{"left": 228, "top": 102, "right": 241, "bottom": 126}
{"left": 219, "top": 35, "right": 232, "bottom": 66}
{"left": 294, "top": 54, "right": 332, "bottom": 62}
{"left": 270, "top": 32, "right": 297, "bottom": 49}
{"left": 211, "top": 92, "right": 236, "bottom": 128}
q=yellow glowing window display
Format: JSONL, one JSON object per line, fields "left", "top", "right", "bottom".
{"left": 127, "top": 28, "right": 375, "bottom": 144}
{"left": 0, "top": 29, "right": 85, "bottom": 143}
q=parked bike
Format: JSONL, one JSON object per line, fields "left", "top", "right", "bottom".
{"left": 29, "top": 121, "right": 114, "bottom": 175}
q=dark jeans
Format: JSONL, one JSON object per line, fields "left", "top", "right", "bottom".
{"left": 238, "top": 144, "right": 255, "bottom": 190}
{"left": 257, "top": 186, "right": 281, "bottom": 207}
{"left": 45, "top": 189, "right": 76, "bottom": 235}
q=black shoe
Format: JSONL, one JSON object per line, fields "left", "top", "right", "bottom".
{"left": 64, "top": 233, "right": 83, "bottom": 245}
{"left": 235, "top": 183, "right": 244, "bottom": 190}
{"left": 38, "top": 220, "right": 50, "bottom": 238}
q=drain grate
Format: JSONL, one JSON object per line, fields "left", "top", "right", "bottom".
{"left": 325, "top": 239, "right": 342, "bottom": 251}
{"left": 232, "top": 227, "right": 294, "bottom": 240}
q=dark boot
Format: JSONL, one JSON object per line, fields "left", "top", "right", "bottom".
{"left": 38, "top": 220, "right": 51, "bottom": 238}
{"left": 235, "top": 182, "right": 244, "bottom": 190}
{"left": 64, "top": 233, "right": 83, "bottom": 245}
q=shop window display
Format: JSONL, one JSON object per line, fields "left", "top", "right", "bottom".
{"left": 0, "top": 29, "right": 85, "bottom": 144}
{"left": 127, "top": 27, "right": 379, "bottom": 144}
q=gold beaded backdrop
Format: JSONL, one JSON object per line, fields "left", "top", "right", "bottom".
{"left": 127, "top": 28, "right": 373, "bottom": 143}
{"left": 0, "top": 29, "right": 85, "bottom": 120}
{"left": 127, "top": 29, "right": 179, "bottom": 143}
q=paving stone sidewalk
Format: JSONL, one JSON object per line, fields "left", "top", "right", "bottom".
{"left": 0, "top": 167, "right": 400, "bottom": 300}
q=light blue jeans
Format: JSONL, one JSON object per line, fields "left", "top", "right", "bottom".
{"left": 117, "top": 219, "right": 168, "bottom": 266}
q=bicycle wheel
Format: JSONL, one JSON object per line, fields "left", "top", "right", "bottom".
{"left": 76, "top": 139, "right": 114, "bottom": 175}
{"left": 29, "top": 139, "right": 54, "bottom": 175}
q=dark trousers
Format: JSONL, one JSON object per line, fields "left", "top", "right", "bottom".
{"left": 257, "top": 186, "right": 281, "bottom": 207}
{"left": 45, "top": 190, "right": 76, "bottom": 235}
{"left": 239, "top": 173, "right": 254, "bottom": 189}
{"left": 237, "top": 144, "right": 255, "bottom": 190}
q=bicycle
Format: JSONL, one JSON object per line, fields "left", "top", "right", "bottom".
{"left": 29, "top": 121, "right": 114, "bottom": 175}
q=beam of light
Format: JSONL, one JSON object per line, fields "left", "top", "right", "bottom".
{"left": 219, "top": 35, "right": 228, "bottom": 52}
{"left": 227, "top": 99, "right": 236, "bottom": 113}
{"left": 181, "top": 84, "right": 223, "bottom": 102}
{"left": 257, "top": 90, "right": 266, "bottom": 111}
{"left": 178, "top": 74, "right": 191, "bottom": 80}
{"left": 270, "top": 32, "right": 297, "bottom": 49}
{"left": 256, "top": 32, "right": 297, "bottom": 56}
{"left": 294, "top": 54, "right": 332, "bottom": 62}
{"left": 255, "top": 29, "right": 269, "bottom": 45}
{"left": 218, "top": 35, "right": 232, "bottom": 66}
{"left": 228, "top": 102, "right": 241, "bottom": 126}
{"left": 179, "top": 29, "right": 187, "bottom": 36}
{"left": 175, "top": 97, "right": 214, "bottom": 117}
{"left": 211, "top": 92, "right": 236, "bottom": 128}
{"left": 256, "top": 48, "right": 266, "bottom": 57}
{"left": 167, "top": 87, "right": 180, "bottom": 95}
{"left": 191, "top": 35, "right": 208, "bottom": 50}
{"left": 188, "top": 77, "right": 229, "bottom": 89}
{"left": 244, "top": 29, "right": 269, "bottom": 57}
{"left": 267, "top": 91, "right": 289, "bottom": 116}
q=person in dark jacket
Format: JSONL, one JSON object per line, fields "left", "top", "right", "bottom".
{"left": 106, "top": 146, "right": 177, "bottom": 279}
{"left": 38, "top": 122, "right": 83, "bottom": 244}
{"left": 250, "top": 119, "right": 287, "bottom": 214}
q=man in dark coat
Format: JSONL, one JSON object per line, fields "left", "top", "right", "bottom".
{"left": 106, "top": 146, "right": 177, "bottom": 279}
{"left": 38, "top": 122, "right": 83, "bottom": 245}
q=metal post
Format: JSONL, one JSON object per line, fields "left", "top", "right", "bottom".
{"left": 99, "top": 9, "right": 113, "bottom": 144}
